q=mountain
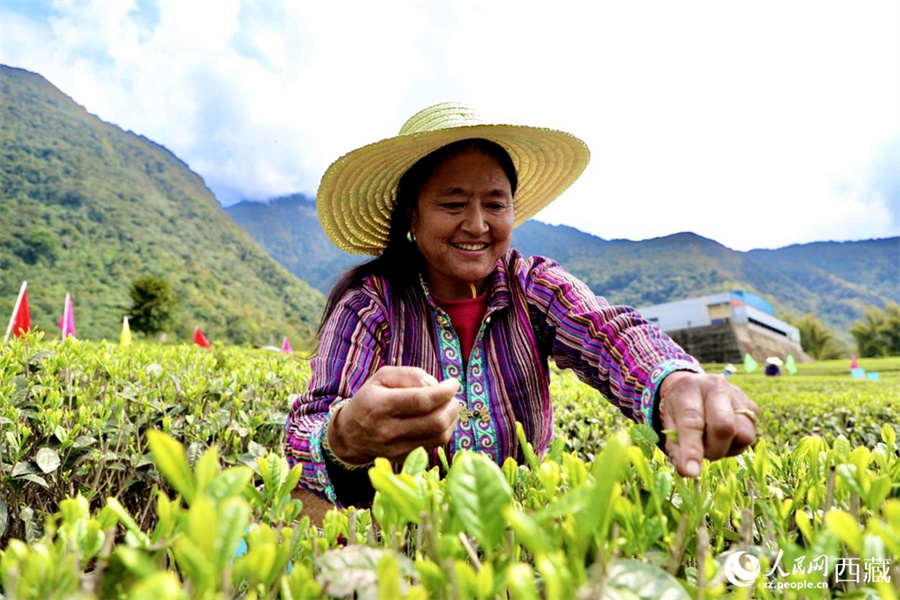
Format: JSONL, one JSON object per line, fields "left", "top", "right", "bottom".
{"left": 0, "top": 65, "right": 324, "bottom": 345}
{"left": 511, "top": 224, "right": 898, "bottom": 334}
{"left": 226, "top": 194, "right": 898, "bottom": 339}
{"left": 745, "top": 239, "right": 899, "bottom": 325}
{"left": 225, "top": 194, "right": 363, "bottom": 295}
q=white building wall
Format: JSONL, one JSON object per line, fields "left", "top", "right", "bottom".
{"left": 639, "top": 293, "right": 800, "bottom": 343}
{"left": 637, "top": 297, "right": 710, "bottom": 331}
{"left": 742, "top": 305, "right": 801, "bottom": 343}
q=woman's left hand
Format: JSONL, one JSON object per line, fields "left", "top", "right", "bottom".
{"left": 657, "top": 371, "right": 758, "bottom": 477}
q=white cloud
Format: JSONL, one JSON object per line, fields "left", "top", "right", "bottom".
{"left": 1, "top": 0, "right": 897, "bottom": 249}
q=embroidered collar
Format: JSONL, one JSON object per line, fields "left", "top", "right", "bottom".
{"left": 416, "top": 252, "right": 513, "bottom": 316}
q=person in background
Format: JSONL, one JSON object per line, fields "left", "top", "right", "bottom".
{"left": 285, "top": 102, "right": 759, "bottom": 509}
{"left": 765, "top": 357, "right": 783, "bottom": 377}
{"left": 724, "top": 363, "right": 737, "bottom": 377}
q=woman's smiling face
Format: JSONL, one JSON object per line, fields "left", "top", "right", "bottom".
{"left": 410, "top": 146, "right": 515, "bottom": 300}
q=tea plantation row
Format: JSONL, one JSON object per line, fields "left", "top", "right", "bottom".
{"left": 0, "top": 336, "right": 897, "bottom": 599}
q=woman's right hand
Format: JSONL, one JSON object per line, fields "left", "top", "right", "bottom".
{"left": 326, "top": 366, "right": 461, "bottom": 465}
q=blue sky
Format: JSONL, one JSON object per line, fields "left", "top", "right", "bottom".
{"left": 1, "top": 0, "right": 898, "bottom": 251}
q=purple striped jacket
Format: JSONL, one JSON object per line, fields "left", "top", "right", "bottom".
{"left": 285, "top": 250, "right": 700, "bottom": 506}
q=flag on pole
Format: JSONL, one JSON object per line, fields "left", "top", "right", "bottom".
{"left": 193, "top": 327, "right": 211, "bottom": 349}
{"left": 785, "top": 354, "right": 797, "bottom": 375}
{"left": 4, "top": 281, "right": 31, "bottom": 341}
{"left": 58, "top": 293, "right": 76, "bottom": 341}
{"left": 120, "top": 316, "right": 132, "bottom": 347}
{"left": 281, "top": 336, "right": 293, "bottom": 354}
{"left": 743, "top": 352, "right": 759, "bottom": 373}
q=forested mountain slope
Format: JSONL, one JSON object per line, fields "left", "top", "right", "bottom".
{"left": 0, "top": 65, "right": 324, "bottom": 345}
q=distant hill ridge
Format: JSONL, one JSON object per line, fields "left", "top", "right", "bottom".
{"left": 0, "top": 64, "right": 324, "bottom": 344}
{"left": 226, "top": 193, "right": 898, "bottom": 338}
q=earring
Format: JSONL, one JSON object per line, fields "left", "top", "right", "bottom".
{"left": 407, "top": 230, "right": 417, "bottom": 243}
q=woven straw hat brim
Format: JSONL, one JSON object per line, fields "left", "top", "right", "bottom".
{"left": 318, "top": 123, "right": 590, "bottom": 255}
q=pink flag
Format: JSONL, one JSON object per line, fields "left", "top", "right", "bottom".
{"left": 850, "top": 355, "right": 858, "bottom": 370}
{"left": 193, "top": 327, "right": 211, "bottom": 349}
{"left": 281, "top": 336, "right": 293, "bottom": 354}
{"left": 58, "top": 293, "right": 76, "bottom": 340}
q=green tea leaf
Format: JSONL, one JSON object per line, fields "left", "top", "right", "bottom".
{"left": 446, "top": 451, "right": 512, "bottom": 551}
{"left": 0, "top": 496, "right": 6, "bottom": 538}
{"left": 531, "top": 485, "right": 594, "bottom": 524}
{"left": 11, "top": 461, "right": 37, "bottom": 478}
{"left": 537, "top": 460, "right": 560, "bottom": 493}
{"left": 506, "top": 563, "right": 540, "bottom": 600}
{"left": 548, "top": 435, "right": 567, "bottom": 463}
{"left": 377, "top": 551, "right": 402, "bottom": 600}
{"left": 864, "top": 475, "right": 892, "bottom": 510}
{"left": 516, "top": 421, "right": 540, "bottom": 473}
{"left": 585, "top": 431, "right": 629, "bottom": 542}
{"left": 453, "top": 560, "right": 477, "bottom": 600}
{"left": 34, "top": 447, "right": 61, "bottom": 474}
{"left": 215, "top": 497, "right": 251, "bottom": 572}
{"left": 849, "top": 446, "right": 871, "bottom": 473}
{"left": 536, "top": 552, "right": 573, "bottom": 600}
{"left": 415, "top": 558, "right": 447, "bottom": 594}
{"left": 504, "top": 506, "right": 553, "bottom": 556}
{"left": 193, "top": 447, "right": 221, "bottom": 495}
{"left": 502, "top": 456, "right": 518, "bottom": 489}
{"left": 106, "top": 497, "right": 150, "bottom": 545}
{"left": 125, "top": 571, "right": 189, "bottom": 600}
{"left": 203, "top": 467, "right": 253, "bottom": 503}
{"left": 832, "top": 435, "right": 851, "bottom": 460}
{"left": 368, "top": 458, "right": 426, "bottom": 526}
{"left": 825, "top": 509, "right": 863, "bottom": 555}
{"left": 172, "top": 536, "right": 215, "bottom": 594}
{"left": 629, "top": 424, "right": 660, "bottom": 459}
{"left": 836, "top": 464, "right": 865, "bottom": 499}
{"left": 317, "top": 546, "right": 414, "bottom": 599}
{"left": 604, "top": 558, "right": 690, "bottom": 600}
{"left": 881, "top": 423, "right": 897, "bottom": 448}
{"left": 147, "top": 430, "right": 196, "bottom": 504}
{"left": 795, "top": 510, "right": 813, "bottom": 544}
{"left": 402, "top": 446, "right": 428, "bottom": 477}
{"left": 20, "top": 473, "right": 49, "bottom": 488}
{"left": 562, "top": 453, "right": 588, "bottom": 488}
{"left": 475, "top": 561, "right": 495, "bottom": 600}
{"left": 115, "top": 546, "right": 160, "bottom": 578}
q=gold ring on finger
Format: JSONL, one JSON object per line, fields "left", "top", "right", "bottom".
{"left": 734, "top": 408, "right": 757, "bottom": 424}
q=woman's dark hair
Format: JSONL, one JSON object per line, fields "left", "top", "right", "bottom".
{"left": 318, "top": 138, "right": 518, "bottom": 335}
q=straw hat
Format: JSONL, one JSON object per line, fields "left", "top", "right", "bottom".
{"left": 317, "top": 102, "right": 591, "bottom": 255}
{"left": 766, "top": 357, "right": 784, "bottom": 366}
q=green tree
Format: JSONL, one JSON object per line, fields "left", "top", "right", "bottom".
{"left": 127, "top": 275, "right": 177, "bottom": 336}
{"left": 849, "top": 303, "right": 900, "bottom": 357}
{"left": 880, "top": 303, "right": 900, "bottom": 355}
{"left": 789, "top": 313, "right": 843, "bottom": 359}
{"left": 15, "top": 227, "right": 60, "bottom": 265}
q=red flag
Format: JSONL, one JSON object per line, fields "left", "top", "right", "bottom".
{"left": 12, "top": 289, "right": 32, "bottom": 338}
{"left": 281, "top": 336, "right": 293, "bottom": 354}
{"left": 850, "top": 355, "right": 858, "bottom": 370}
{"left": 193, "top": 327, "right": 211, "bottom": 349}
